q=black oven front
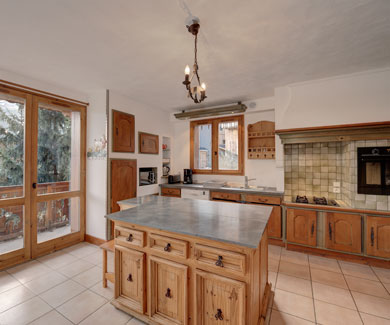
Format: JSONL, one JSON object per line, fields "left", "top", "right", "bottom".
{"left": 358, "top": 146, "right": 390, "bottom": 195}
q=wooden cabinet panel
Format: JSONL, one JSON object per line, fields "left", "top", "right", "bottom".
{"left": 286, "top": 208, "right": 317, "bottom": 246}
{"left": 115, "top": 226, "right": 145, "bottom": 249}
{"left": 367, "top": 216, "right": 390, "bottom": 258}
{"left": 113, "top": 110, "right": 135, "bottom": 152}
{"left": 268, "top": 206, "right": 282, "bottom": 238}
{"left": 139, "top": 132, "right": 159, "bottom": 154}
{"left": 325, "top": 213, "right": 361, "bottom": 253}
{"left": 210, "top": 191, "right": 241, "bottom": 202}
{"left": 161, "top": 187, "right": 181, "bottom": 197}
{"left": 115, "top": 246, "right": 146, "bottom": 313}
{"left": 196, "top": 269, "right": 246, "bottom": 325}
{"left": 149, "top": 256, "right": 188, "bottom": 325}
{"left": 149, "top": 233, "right": 189, "bottom": 259}
{"left": 244, "top": 194, "right": 281, "bottom": 205}
{"left": 194, "top": 244, "right": 246, "bottom": 277}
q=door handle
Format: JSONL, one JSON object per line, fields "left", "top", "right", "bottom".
{"left": 311, "top": 222, "right": 315, "bottom": 236}
{"left": 371, "top": 227, "right": 375, "bottom": 246}
{"left": 165, "top": 288, "right": 172, "bottom": 298}
{"left": 164, "top": 243, "right": 171, "bottom": 252}
{"left": 126, "top": 234, "right": 133, "bottom": 242}
{"left": 32, "top": 183, "right": 37, "bottom": 189}
{"left": 215, "top": 309, "right": 223, "bottom": 320}
{"left": 215, "top": 255, "right": 224, "bottom": 267}
{"left": 127, "top": 274, "right": 133, "bottom": 282}
{"left": 328, "top": 223, "right": 332, "bottom": 240}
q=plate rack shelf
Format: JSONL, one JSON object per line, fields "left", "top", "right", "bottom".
{"left": 248, "top": 121, "right": 275, "bottom": 159}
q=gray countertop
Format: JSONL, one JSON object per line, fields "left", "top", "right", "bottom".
{"left": 160, "top": 183, "right": 284, "bottom": 197}
{"left": 108, "top": 195, "right": 273, "bottom": 249}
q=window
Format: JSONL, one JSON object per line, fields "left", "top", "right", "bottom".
{"left": 190, "top": 115, "right": 244, "bottom": 175}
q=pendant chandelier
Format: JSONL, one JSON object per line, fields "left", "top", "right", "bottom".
{"left": 182, "top": 17, "right": 207, "bottom": 104}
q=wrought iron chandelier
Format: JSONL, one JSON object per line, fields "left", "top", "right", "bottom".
{"left": 182, "top": 18, "right": 207, "bottom": 104}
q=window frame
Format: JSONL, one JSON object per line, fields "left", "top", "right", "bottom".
{"left": 190, "top": 115, "right": 244, "bottom": 175}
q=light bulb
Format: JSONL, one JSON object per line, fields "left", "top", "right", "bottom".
{"left": 184, "top": 65, "right": 190, "bottom": 75}
{"left": 201, "top": 83, "right": 206, "bottom": 90}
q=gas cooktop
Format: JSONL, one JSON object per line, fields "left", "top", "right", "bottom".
{"left": 295, "top": 195, "right": 339, "bottom": 207}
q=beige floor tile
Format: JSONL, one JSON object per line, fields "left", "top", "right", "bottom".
{"left": 30, "top": 309, "right": 73, "bottom": 325}
{"left": 314, "top": 300, "right": 362, "bottom": 325}
{"left": 83, "top": 250, "right": 104, "bottom": 266}
{"left": 312, "top": 282, "right": 356, "bottom": 310}
{"left": 383, "top": 282, "right": 390, "bottom": 293}
{"left": 276, "top": 273, "right": 312, "bottom": 298}
{"left": 345, "top": 275, "right": 390, "bottom": 299}
{"left": 311, "top": 268, "right": 348, "bottom": 289}
{"left": 269, "top": 258, "right": 280, "bottom": 272}
{"left": 127, "top": 318, "right": 146, "bottom": 324}
{"left": 0, "top": 271, "right": 21, "bottom": 294}
{"left": 273, "top": 289, "right": 315, "bottom": 322}
{"left": 57, "top": 290, "right": 107, "bottom": 324}
{"left": 281, "top": 250, "right": 309, "bottom": 266}
{"left": 269, "top": 271, "right": 278, "bottom": 288}
{"left": 279, "top": 260, "right": 310, "bottom": 280}
{"left": 352, "top": 291, "right": 390, "bottom": 319}
{"left": 270, "top": 310, "right": 315, "bottom": 324}
{"left": 37, "top": 250, "right": 78, "bottom": 269}
{"left": 24, "top": 270, "right": 67, "bottom": 295}
{"left": 6, "top": 260, "right": 51, "bottom": 284}
{"left": 359, "top": 312, "right": 390, "bottom": 325}
{"left": 0, "top": 285, "right": 35, "bottom": 313}
{"left": 57, "top": 259, "right": 95, "bottom": 278}
{"left": 0, "top": 297, "right": 52, "bottom": 325}
{"left": 269, "top": 245, "right": 282, "bottom": 260}
{"left": 65, "top": 243, "right": 100, "bottom": 258}
{"left": 39, "top": 279, "right": 85, "bottom": 307}
{"left": 372, "top": 267, "right": 390, "bottom": 284}
{"left": 308, "top": 255, "right": 341, "bottom": 273}
{"left": 90, "top": 281, "right": 115, "bottom": 300}
{"left": 73, "top": 266, "right": 102, "bottom": 288}
{"left": 80, "top": 302, "right": 132, "bottom": 325}
{"left": 339, "top": 261, "right": 378, "bottom": 281}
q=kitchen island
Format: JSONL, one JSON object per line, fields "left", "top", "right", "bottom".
{"left": 106, "top": 195, "right": 273, "bottom": 325}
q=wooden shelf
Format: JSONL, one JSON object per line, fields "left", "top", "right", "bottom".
{"left": 248, "top": 121, "right": 275, "bottom": 160}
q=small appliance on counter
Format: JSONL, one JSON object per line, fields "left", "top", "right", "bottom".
{"left": 163, "top": 165, "right": 170, "bottom": 177}
{"left": 183, "top": 169, "right": 193, "bottom": 184}
{"left": 168, "top": 174, "right": 181, "bottom": 184}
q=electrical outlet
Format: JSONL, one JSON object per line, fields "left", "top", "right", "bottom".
{"left": 333, "top": 181, "right": 340, "bottom": 188}
{"left": 333, "top": 187, "right": 341, "bottom": 193}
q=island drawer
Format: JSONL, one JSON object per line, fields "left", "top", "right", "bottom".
{"left": 115, "top": 226, "right": 145, "bottom": 248}
{"left": 244, "top": 194, "right": 281, "bottom": 205}
{"left": 149, "top": 233, "right": 189, "bottom": 259}
{"left": 161, "top": 187, "right": 181, "bottom": 197}
{"left": 210, "top": 191, "right": 241, "bottom": 202}
{"left": 194, "top": 244, "right": 246, "bottom": 276}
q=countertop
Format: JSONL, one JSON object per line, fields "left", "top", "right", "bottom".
{"left": 107, "top": 195, "right": 273, "bottom": 249}
{"left": 160, "top": 183, "right": 284, "bottom": 197}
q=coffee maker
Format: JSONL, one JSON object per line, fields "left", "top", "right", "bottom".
{"left": 183, "top": 169, "right": 193, "bottom": 184}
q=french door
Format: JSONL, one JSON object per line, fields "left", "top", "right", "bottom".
{"left": 0, "top": 85, "right": 86, "bottom": 269}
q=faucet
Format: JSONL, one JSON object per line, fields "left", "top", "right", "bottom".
{"left": 244, "top": 176, "right": 256, "bottom": 188}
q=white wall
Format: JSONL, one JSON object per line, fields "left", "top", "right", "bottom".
{"left": 109, "top": 90, "right": 173, "bottom": 197}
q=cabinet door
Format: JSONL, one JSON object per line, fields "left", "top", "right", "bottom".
{"left": 149, "top": 256, "right": 188, "bottom": 325}
{"left": 139, "top": 132, "right": 159, "bottom": 154}
{"left": 286, "top": 209, "right": 317, "bottom": 246}
{"left": 196, "top": 269, "right": 245, "bottom": 325}
{"left": 325, "top": 213, "right": 361, "bottom": 253}
{"left": 367, "top": 216, "right": 390, "bottom": 258}
{"left": 268, "top": 206, "right": 282, "bottom": 238}
{"left": 115, "top": 246, "right": 146, "bottom": 313}
{"left": 113, "top": 110, "right": 135, "bottom": 152}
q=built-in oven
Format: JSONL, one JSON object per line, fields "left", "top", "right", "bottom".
{"left": 358, "top": 146, "right": 390, "bottom": 195}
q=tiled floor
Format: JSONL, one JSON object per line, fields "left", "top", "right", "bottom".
{"left": 0, "top": 242, "right": 389, "bottom": 324}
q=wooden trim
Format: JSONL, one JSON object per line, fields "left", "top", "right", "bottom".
{"left": 286, "top": 243, "right": 390, "bottom": 269}
{"left": 190, "top": 115, "right": 245, "bottom": 175}
{"left": 268, "top": 238, "right": 285, "bottom": 247}
{"left": 0, "top": 198, "right": 26, "bottom": 208}
{"left": 35, "top": 190, "right": 82, "bottom": 202}
{"left": 0, "top": 80, "right": 89, "bottom": 106}
{"left": 85, "top": 234, "right": 107, "bottom": 246}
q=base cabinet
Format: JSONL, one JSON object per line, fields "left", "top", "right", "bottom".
{"left": 325, "top": 213, "right": 361, "bottom": 253}
{"left": 367, "top": 216, "right": 390, "bottom": 258}
{"left": 268, "top": 206, "right": 282, "bottom": 238}
{"left": 115, "top": 246, "right": 146, "bottom": 313}
{"left": 286, "top": 208, "right": 317, "bottom": 246}
{"left": 195, "top": 270, "right": 246, "bottom": 325}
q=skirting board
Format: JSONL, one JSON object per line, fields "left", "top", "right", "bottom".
{"left": 85, "top": 234, "right": 106, "bottom": 246}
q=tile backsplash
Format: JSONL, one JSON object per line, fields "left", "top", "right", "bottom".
{"left": 284, "top": 140, "right": 390, "bottom": 211}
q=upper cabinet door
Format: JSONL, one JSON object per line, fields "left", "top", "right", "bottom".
{"left": 139, "top": 132, "right": 159, "bottom": 154}
{"left": 113, "top": 110, "right": 135, "bottom": 152}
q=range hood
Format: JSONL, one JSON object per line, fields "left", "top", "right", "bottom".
{"left": 174, "top": 102, "right": 247, "bottom": 120}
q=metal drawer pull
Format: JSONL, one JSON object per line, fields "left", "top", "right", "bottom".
{"left": 328, "top": 223, "right": 332, "bottom": 240}
{"left": 126, "top": 234, "right": 133, "bottom": 242}
{"left": 165, "top": 288, "right": 172, "bottom": 298}
{"left": 164, "top": 243, "right": 171, "bottom": 252}
{"left": 215, "top": 309, "right": 223, "bottom": 320}
{"left": 127, "top": 274, "right": 133, "bottom": 282}
{"left": 215, "top": 255, "right": 224, "bottom": 267}
{"left": 371, "top": 227, "right": 374, "bottom": 246}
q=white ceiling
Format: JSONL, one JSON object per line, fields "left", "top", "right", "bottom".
{"left": 0, "top": 0, "right": 389, "bottom": 111}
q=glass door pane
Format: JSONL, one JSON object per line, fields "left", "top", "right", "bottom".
{"left": 218, "top": 120, "right": 239, "bottom": 170}
{"left": 193, "top": 124, "right": 212, "bottom": 170}
{"left": 0, "top": 205, "right": 24, "bottom": 254}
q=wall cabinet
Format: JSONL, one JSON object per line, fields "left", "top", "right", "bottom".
{"left": 286, "top": 208, "right": 317, "bottom": 246}
{"left": 112, "top": 110, "right": 135, "bottom": 152}
{"left": 366, "top": 216, "right": 390, "bottom": 258}
{"left": 325, "top": 213, "right": 361, "bottom": 253}
{"left": 195, "top": 269, "right": 246, "bottom": 325}
{"left": 139, "top": 132, "right": 159, "bottom": 154}
{"left": 114, "top": 245, "right": 146, "bottom": 313}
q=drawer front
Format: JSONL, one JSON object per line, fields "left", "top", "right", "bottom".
{"left": 181, "top": 189, "right": 210, "bottom": 200}
{"left": 210, "top": 191, "right": 241, "bottom": 202}
{"left": 244, "top": 194, "right": 281, "bottom": 205}
{"left": 161, "top": 187, "right": 181, "bottom": 197}
{"left": 115, "top": 226, "right": 145, "bottom": 248}
{"left": 149, "top": 233, "right": 189, "bottom": 259}
{"left": 194, "top": 244, "right": 246, "bottom": 276}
